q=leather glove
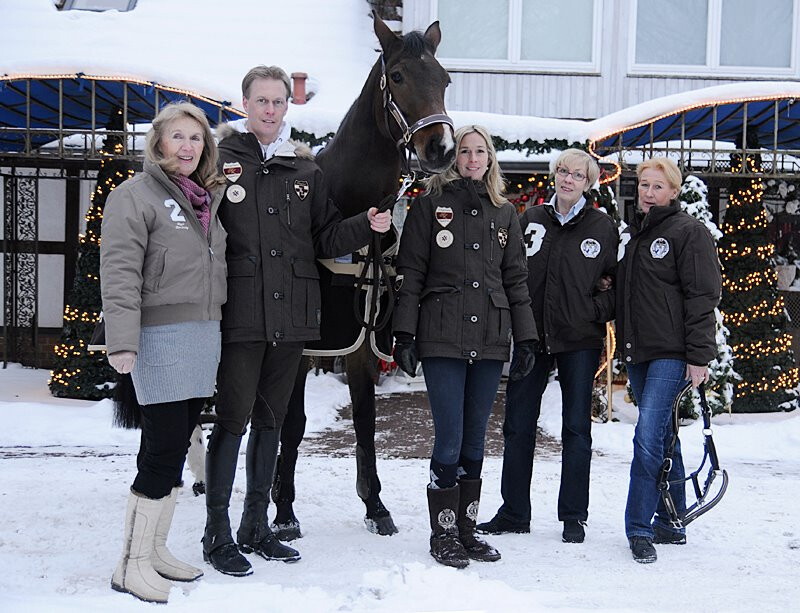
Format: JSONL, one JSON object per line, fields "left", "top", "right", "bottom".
{"left": 108, "top": 350, "right": 136, "bottom": 374}
{"left": 508, "top": 340, "right": 536, "bottom": 382}
{"left": 393, "top": 333, "right": 418, "bottom": 378}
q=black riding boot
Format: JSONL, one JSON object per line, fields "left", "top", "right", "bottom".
{"left": 357, "top": 445, "right": 398, "bottom": 536}
{"left": 427, "top": 485, "right": 469, "bottom": 569}
{"left": 457, "top": 479, "right": 500, "bottom": 562}
{"left": 271, "top": 450, "right": 302, "bottom": 541}
{"left": 202, "top": 425, "right": 252, "bottom": 576}
{"left": 238, "top": 429, "right": 301, "bottom": 563}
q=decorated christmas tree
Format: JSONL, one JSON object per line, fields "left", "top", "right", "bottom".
{"left": 49, "top": 110, "right": 135, "bottom": 399}
{"left": 717, "top": 144, "right": 799, "bottom": 412}
{"left": 679, "top": 175, "right": 739, "bottom": 416}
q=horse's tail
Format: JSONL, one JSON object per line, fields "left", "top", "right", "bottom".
{"left": 112, "top": 373, "right": 141, "bottom": 429}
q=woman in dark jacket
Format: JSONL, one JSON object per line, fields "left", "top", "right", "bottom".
{"left": 618, "top": 156, "right": 721, "bottom": 564}
{"left": 101, "top": 102, "right": 227, "bottom": 603}
{"left": 394, "top": 125, "right": 537, "bottom": 568}
{"left": 478, "top": 148, "right": 618, "bottom": 544}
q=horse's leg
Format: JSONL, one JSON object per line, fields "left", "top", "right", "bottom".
{"left": 270, "top": 355, "right": 309, "bottom": 541}
{"left": 346, "top": 342, "right": 398, "bottom": 536}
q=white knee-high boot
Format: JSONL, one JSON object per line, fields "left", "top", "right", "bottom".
{"left": 111, "top": 490, "right": 172, "bottom": 603}
{"left": 152, "top": 487, "right": 203, "bottom": 581}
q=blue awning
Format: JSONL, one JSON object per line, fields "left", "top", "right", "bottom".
{"left": 593, "top": 97, "right": 800, "bottom": 152}
{"left": 0, "top": 74, "right": 245, "bottom": 154}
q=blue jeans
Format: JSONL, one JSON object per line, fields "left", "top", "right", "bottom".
{"left": 498, "top": 348, "right": 600, "bottom": 523}
{"left": 422, "top": 357, "right": 504, "bottom": 488}
{"left": 625, "top": 359, "right": 689, "bottom": 539}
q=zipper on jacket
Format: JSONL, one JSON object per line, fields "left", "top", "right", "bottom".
{"left": 285, "top": 179, "right": 292, "bottom": 226}
{"left": 490, "top": 219, "right": 495, "bottom": 262}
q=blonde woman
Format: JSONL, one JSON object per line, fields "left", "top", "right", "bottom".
{"left": 101, "top": 102, "right": 226, "bottom": 602}
{"left": 394, "top": 125, "right": 537, "bottom": 568}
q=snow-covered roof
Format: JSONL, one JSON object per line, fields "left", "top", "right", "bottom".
{"left": 5, "top": 2, "right": 800, "bottom": 160}
{"left": 0, "top": 0, "right": 377, "bottom": 136}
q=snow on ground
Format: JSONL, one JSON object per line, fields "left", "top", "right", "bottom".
{"left": 1, "top": 363, "right": 799, "bottom": 612}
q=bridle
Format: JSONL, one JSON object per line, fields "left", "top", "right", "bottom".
{"left": 352, "top": 54, "right": 454, "bottom": 340}
{"left": 379, "top": 53, "right": 453, "bottom": 174}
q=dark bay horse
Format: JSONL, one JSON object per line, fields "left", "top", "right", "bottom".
{"left": 270, "top": 14, "right": 455, "bottom": 537}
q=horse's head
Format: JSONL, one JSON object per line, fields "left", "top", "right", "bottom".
{"left": 374, "top": 14, "right": 455, "bottom": 174}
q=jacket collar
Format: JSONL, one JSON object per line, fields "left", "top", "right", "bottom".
{"left": 633, "top": 200, "right": 680, "bottom": 234}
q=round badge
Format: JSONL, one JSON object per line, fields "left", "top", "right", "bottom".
{"left": 226, "top": 184, "right": 246, "bottom": 203}
{"left": 436, "top": 229, "right": 453, "bottom": 248}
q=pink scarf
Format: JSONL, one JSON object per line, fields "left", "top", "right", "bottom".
{"left": 171, "top": 175, "right": 211, "bottom": 235}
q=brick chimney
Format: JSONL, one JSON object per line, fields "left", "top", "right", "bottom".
{"left": 291, "top": 72, "right": 308, "bottom": 105}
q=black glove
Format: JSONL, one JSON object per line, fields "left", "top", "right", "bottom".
{"left": 508, "top": 340, "right": 537, "bottom": 382}
{"left": 394, "top": 333, "right": 418, "bottom": 377}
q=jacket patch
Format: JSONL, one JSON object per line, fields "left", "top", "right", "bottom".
{"left": 436, "top": 229, "right": 453, "bottom": 248}
{"left": 294, "top": 180, "right": 309, "bottom": 200}
{"left": 226, "top": 184, "right": 246, "bottom": 203}
{"left": 650, "top": 237, "right": 670, "bottom": 259}
{"left": 435, "top": 206, "right": 453, "bottom": 227}
{"left": 497, "top": 226, "right": 508, "bottom": 248}
{"left": 580, "top": 238, "right": 601, "bottom": 259}
{"left": 222, "top": 162, "right": 243, "bottom": 182}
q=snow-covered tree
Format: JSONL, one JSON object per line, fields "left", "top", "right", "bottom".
{"left": 718, "top": 151, "right": 799, "bottom": 413}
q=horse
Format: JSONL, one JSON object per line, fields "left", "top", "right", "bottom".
{"left": 270, "top": 13, "right": 455, "bottom": 538}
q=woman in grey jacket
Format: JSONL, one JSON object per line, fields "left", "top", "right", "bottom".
{"left": 394, "top": 125, "right": 537, "bottom": 569}
{"left": 101, "top": 102, "right": 227, "bottom": 603}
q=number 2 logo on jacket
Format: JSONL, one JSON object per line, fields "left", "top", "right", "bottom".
{"left": 524, "top": 222, "right": 546, "bottom": 257}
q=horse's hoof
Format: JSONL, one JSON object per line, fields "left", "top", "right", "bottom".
{"left": 192, "top": 481, "right": 205, "bottom": 496}
{"left": 271, "top": 520, "right": 303, "bottom": 542}
{"left": 365, "top": 514, "right": 398, "bottom": 536}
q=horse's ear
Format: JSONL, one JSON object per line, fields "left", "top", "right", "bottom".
{"left": 373, "top": 10, "right": 401, "bottom": 55}
{"left": 423, "top": 21, "right": 442, "bottom": 52}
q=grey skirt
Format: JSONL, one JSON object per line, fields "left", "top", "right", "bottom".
{"left": 131, "top": 321, "right": 221, "bottom": 406}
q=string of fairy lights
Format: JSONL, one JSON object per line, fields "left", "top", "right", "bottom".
{"left": 719, "top": 152, "right": 799, "bottom": 398}
{"left": 49, "top": 137, "right": 134, "bottom": 393}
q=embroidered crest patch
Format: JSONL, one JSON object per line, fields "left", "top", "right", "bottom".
{"left": 497, "top": 227, "right": 508, "bottom": 248}
{"left": 436, "top": 229, "right": 453, "bottom": 248}
{"left": 437, "top": 508, "right": 457, "bottom": 530}
{"left": 226, "top": 184, "right": 246, "bottom": 203}
{"left": 650, "top": 237, "right": 670, "bottom": 259}
{"left": 580, "top": 238, "right": 601, "bottom": 259}
{"left": 294, "top": 180, "right": 309, "bottom": 200}
{"left": 435, "top": 206, "right": 453, "bottom": 227}
{"left": 222, "top": 161, "right": 242, "bottom": 182}
{"left": 466, "top": 500, "right": 479, "bottom": 522}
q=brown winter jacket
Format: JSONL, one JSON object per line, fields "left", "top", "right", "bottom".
{"left": 216, "top": 123, "right": 373, "bottom": 344}
{"left": 520, "top": 199, "right": 618, "bottom": 354}
{"left": 616, "top": 201, "right": 721, "bottom": 366}
{"left": 394, "top": 179, "right": 537, "bottom": 361}
{"left": 100, "top": 160, "right": 227, "bottom": 354}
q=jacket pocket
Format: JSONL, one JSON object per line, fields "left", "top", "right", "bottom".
{"left": 485, "top": 290, "right": 512, "bottom": 346}
{"left": 222, "top": 256, "right": 256, "bottom": 329}
{"left": 418, "top": 286, "right": 460, "bottom": 342}
{"left": 142, "top": 246, "right": 166, "bottom": 294}
{"left": 291, "top": 259, "right": 321, "bottom": 328}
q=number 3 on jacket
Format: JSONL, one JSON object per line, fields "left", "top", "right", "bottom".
{"left": 524, "top": 222, "right": 546, "bottom": 257}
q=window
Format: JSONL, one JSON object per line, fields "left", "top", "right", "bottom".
{"left": 432, "top": 0, "right": 602, "bottom": 73}
{"left": 631, "top": 0, "right": 798, "bottom": 76}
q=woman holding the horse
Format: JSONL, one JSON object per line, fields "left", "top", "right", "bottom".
{"left": 477, "top": 149, "right": 618, "bottom": 544}
{"left": 618, "top": 156, "right": 721, "bottom": 563}
{"left": 101, "top": 101, "right": 227, "bottom": 603}
{"left": 394, "top": 125, "right": 537, "bottom": 568}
